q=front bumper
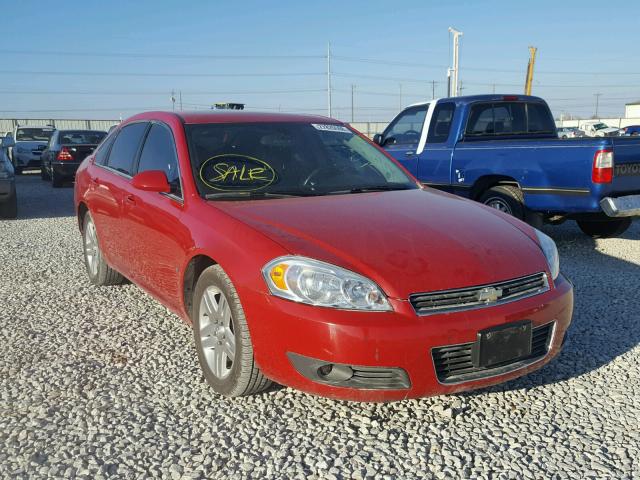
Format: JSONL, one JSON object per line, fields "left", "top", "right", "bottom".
{"left": 601, "top": 195, "right": 640, "bottom": 218}
{"left": 242, "top": 274, "right": 574, "bottom": 401}
{"left": 52, "top": 161, "right": 81, "bottom": 179}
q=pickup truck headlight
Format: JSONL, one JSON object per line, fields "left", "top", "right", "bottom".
{"left": 262, "top": 256, "right": 391, "bottom": 311}
{"left": 534, "top": 229, "right": 559, "bottom": 280}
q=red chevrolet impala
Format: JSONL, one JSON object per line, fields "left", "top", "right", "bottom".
{"left": 74, "top": 111, "right": 573, "bottom": 401}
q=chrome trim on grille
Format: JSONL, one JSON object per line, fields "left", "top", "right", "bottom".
{"left": 410, "top": 272, "right": 549, "bottom": 316}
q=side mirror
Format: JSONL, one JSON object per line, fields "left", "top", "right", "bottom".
{"left": 1, "top": 135, "right": 15, "bottom": 148}
{"left": 373, "top": 133, "right": 383, "bottom": 145}
{"left": 131, "top": 170, "right": 171, "bottom": 193}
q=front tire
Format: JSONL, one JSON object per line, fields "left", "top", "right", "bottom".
{"left": 82, "top": 213, "right": 125, "bottom": 285}
{"left": 479, "top": 185, "right": 525, "bottom": 220}
{"left": 577, "top": 218, "right": 632, "bottom": 238}
{"left": 193, "top": 265, "right": 272, "bottom": 397}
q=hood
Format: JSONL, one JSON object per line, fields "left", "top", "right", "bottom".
{"left": 212, "top": 189, "right": 549, "bottom": 299}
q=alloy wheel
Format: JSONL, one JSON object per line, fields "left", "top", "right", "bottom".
{"left": 199, "top": 286, "right": 236, "bottom": 379}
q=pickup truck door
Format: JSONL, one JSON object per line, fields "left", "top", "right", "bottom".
{"left": 379, "top": 104, "right": 428, "bottom": 176}
{"left": 416, "top": 101, "right": 456, "bottom": 189}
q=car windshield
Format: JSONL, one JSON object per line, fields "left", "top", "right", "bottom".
{"left": 15, "top": 128, "right": 54, "bottom": 141}
{"left": 185, "top": 122, "right": 417, "bottom": 199}
{"left": 58, "top": 130, "right": 107, "bottom": 145}
{"left": 593, "top": 123, "right": 608, "bottom": 130}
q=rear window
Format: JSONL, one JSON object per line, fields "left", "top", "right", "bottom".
{"left": 58, "top": 131, "right": 106, "bottom": 145}
{"left": 465, "top": 102, "right": 555, "bottom": 137}
{"left": 106, "top": 123, "right": 148, "bottom": 176}
{"left": 15, "top": 128, "right": 54, "bottom": 141}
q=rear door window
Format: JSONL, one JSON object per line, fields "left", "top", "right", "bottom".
{"left": 382, "top": 105, "right": 428, "bottom": 146}
{"left": 427, "top": 103, "right": 455, "bottom": 143}
{"left": 136, "top": 124, "right": 182, "bottom": 197}
{"left": 106, "top": 123, "right": 148, "bottom": 175}
{"left": 466, "top": 102, "right": 546, "bottom": 137}
{"left": 95, "top": 131, "right": 118, "bottom": 166}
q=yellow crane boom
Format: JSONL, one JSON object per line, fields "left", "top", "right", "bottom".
{"left": 524, "top": 46, "right": 537, "bottom": 95}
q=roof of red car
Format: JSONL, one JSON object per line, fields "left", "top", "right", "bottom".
{"left": 126, "top": 110, "right": 342, "bottom": 125}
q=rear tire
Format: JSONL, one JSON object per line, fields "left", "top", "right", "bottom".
{"left": 51, "top": 170, "right": 63, "bottom": 188}
{"left": 576, "top": 218, "right": 632, "bottom": 238}
{"left": 193, "top": 265, "right": 272, "bottom": 397}
{"left": 0, "top": 189, "right": 17, "bottom": 219}
{"left": 478, "top": 185, "right": 525, "bottom": 220}
{"left": 82, "top": 213, "right": 125, "bottom": 285}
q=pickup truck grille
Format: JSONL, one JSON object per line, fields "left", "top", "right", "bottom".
{"left": 410, "top": 272, "right": 549, "bottom": 315}
{"left": 432, "top": 321, "right": 554, "bottom": 384}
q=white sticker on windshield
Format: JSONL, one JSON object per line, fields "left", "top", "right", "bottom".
{"left": 312, "top": 124, "right": 351, "bottom": 134}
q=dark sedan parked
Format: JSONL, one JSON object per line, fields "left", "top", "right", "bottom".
{"left": 41, "top": 130, "right": 107, "bottom": 187}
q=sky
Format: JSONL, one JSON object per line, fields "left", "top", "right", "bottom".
{"left": 2, "top": 0, "right": 639, "bottom": 122}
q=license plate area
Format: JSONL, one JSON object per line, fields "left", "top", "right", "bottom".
{"left": 472, "top": 320, "right": 532, "bottom": 368}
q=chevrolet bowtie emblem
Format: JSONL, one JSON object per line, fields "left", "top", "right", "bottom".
{"left": 477, "top": 287, "right": 503, "bottom": 303}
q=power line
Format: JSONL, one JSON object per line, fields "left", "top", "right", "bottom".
{"left": 0, "top": 88, "right": 327, "bottom": 96}
{"left": 0, "top": 70, "right": 325, "bottom": 78}
{"left": 0, "top": 49, "right": 323, "bottom": 60}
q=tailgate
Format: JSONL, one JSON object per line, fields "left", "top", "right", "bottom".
{"left": 612, "top": 137, "right": 640, "bottom": 192}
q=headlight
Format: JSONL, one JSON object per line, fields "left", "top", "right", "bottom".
{"left": 262, "top": 256, "right": 392, "bottom": 311}
{"left": 534, "top": 229, "right": 559, "bottom": 280}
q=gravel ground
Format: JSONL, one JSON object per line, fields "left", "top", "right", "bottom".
{"left": 1, "top": 174, "right": 639, "bottom": 479}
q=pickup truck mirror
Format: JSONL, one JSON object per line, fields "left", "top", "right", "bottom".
{"left": 373, "top": 134, "right": 383, "bottom": 145}
{"left": 131, "top": 170, "right": 171, "bottom": 193}
{"left": 1, "top": 135, "right": 15, "bottom": 148}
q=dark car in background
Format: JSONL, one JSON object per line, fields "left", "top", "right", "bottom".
{"left": 0, "top": 135, "right": 17, "bottom": 218}
{"left": 41, "top": 130, "right": 107, "bottom": 187}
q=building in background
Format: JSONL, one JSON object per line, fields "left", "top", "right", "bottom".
{"left": 625, "top": 100, "right": 640, "bottom": 118}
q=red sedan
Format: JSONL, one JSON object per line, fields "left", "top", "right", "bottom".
{"left": 74, "top": 111, "right": 573, "bottom": 401}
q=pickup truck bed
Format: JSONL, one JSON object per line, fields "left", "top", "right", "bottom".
{"left": 376, "top": 94, "right": 640, "bottom": 237}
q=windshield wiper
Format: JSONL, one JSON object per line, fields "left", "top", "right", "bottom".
{"left": 205, "top": 191, "right": 304, "bottom": 200}
{"left": 325, "top": 185, "right": 415, "bottom": 195}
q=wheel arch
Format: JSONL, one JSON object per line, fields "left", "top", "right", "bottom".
{"left": 182, "top": 254, "right": 218, "bottom": 321}
{"left": 470, "top": 175, "right": 521, "bottom": 200}
{"left": 77, "top": 202, "right": 89, "bottom": 232}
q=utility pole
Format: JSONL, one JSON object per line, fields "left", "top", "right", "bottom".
{"left": 351, "top": 84, "right": 355, "bottom": 123}
{"left": 179, "top": 91, "right": 183, "bottom": 111}
{"left": 594, "top": 93, "right": 602, "bottom": 118}
{"left": 524, "top": 46, "right": 537, "bottom": 95}
{"left": 170, "top": 90, "right": 176, "bottom": 111}
{"left": 431, "top": 80, "right": 436, "bottom": 99}
{"left": 448, "top": 27, "right": 463, "bottom": 97}
{"left": 327, "top": 42, "right": 332, "bottom": 117}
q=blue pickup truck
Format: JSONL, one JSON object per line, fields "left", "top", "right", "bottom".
{"left": 374, "top": 94, "right": 640, "bottom": 237}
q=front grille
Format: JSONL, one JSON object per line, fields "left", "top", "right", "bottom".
{"left": 432, "top": 322, "right": 554, "bottom": 384}
{"left": 410, "top": 272, "right": 549, "bottom": 315}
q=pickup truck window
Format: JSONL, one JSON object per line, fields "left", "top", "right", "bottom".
{"left": 465, "top": 102, "right": 554, "bottom": 137}
{"left": 427, "top": 103, "right": 455, "bottom": 143}
{"left": 382, "top": 105, "right": 427, "bottom": 146}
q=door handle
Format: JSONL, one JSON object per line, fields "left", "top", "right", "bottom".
{"left": 124, "top": 194, "right": 136, "bottom": 205}
{"left": 405, "top": 151, "right": 416, "bottom": 157}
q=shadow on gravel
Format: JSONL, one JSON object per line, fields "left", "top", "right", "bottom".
{"left": 13, "top": 173, "right": 75, "bottom": 220}
{"left": 468, "top": 221, "right": 640, "bottom": 395}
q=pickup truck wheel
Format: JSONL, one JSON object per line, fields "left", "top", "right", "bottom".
{"left": 83, "top": 213, "right": 126, "bottom": 285}
{"left": 479, "top": 185, "right": 525, "bottom": 220}
{"left": 576, "top": 218, "right": 632, "bottom": 238}
{"left": 193, "top": 265, "right": 272, "bottom": 397}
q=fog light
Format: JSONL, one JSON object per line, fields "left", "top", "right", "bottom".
{"left": 317, "top": 363, "right": 353, "bottom": 381}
